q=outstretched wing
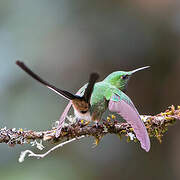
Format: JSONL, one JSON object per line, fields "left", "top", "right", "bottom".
{"left": 55, "top": 84, "right": 87, "bottom": 138}
{"left": 108, "top": 92, "right": 150, "bottom": 152}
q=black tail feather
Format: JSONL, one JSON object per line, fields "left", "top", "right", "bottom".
{"left": 83, "top": 73, "right": 99, "bottom": 103}
{"left": 16, "top": 61, "right": 76, "bottom": 100}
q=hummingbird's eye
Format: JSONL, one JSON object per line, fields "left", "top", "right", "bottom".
{"left": 121, "top": 75, "right": 129, "bottom": 80}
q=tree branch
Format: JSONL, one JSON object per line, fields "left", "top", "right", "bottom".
{"left": 0, "top": 105, "right": 180, "bottom": 161}
{"left": 1, "top": 105, "right": 180, "bottom": 145}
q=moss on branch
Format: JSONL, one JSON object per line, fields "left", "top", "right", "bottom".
{"left": 0, "top": 105, "right": 179, "bottom": 147}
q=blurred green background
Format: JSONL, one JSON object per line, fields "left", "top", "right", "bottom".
{"left": 0, "top": 0, "right": 180, "bottom": 179}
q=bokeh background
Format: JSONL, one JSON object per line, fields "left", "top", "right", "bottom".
{"left": 0, "top": 0, "right": 180, "bottom": 179}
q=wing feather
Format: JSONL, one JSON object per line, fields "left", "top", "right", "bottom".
{"left": 109, "top": 93, "right": 150, "bottom": 152}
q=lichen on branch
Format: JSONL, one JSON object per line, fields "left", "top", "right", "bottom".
{"left": 0, "top": 105, "right": 179, "bottom": 162}
{"left": 0, "top": 105, "right": 179, "bottom": 145}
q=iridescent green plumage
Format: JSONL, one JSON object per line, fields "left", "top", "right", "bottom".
{"left": 77, "top": 66, "right": 150, "bottom": 121}
{"left": 64, "top": 66, "right": 151, "bottom": 151}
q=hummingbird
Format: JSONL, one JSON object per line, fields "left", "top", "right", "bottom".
{"left": 16, "top": 61, "right": 150, "bottom": 151}
{"left": 56, "top": 66, "right": 151, "bottom": 152}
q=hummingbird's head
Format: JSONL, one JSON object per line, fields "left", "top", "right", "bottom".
{"left": 103, "top": 66, "right": 150, "bottom": 91}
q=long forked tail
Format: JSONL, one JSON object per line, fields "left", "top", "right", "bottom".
{"left": 16, "top": 61, "right": 76, "bottom": 100}
{"left": 16, "top": 61, "right": 99, "bottom": 138}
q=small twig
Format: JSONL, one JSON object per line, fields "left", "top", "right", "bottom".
{"left": 19, "top": 135, "right": 85, "bottom": 162}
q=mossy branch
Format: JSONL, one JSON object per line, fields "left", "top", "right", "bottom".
{"left": 1, "top": 105, "right": 179, "bottom": 145}
{"left": 0, "top": 105, "right": 180, "bottom": 162}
